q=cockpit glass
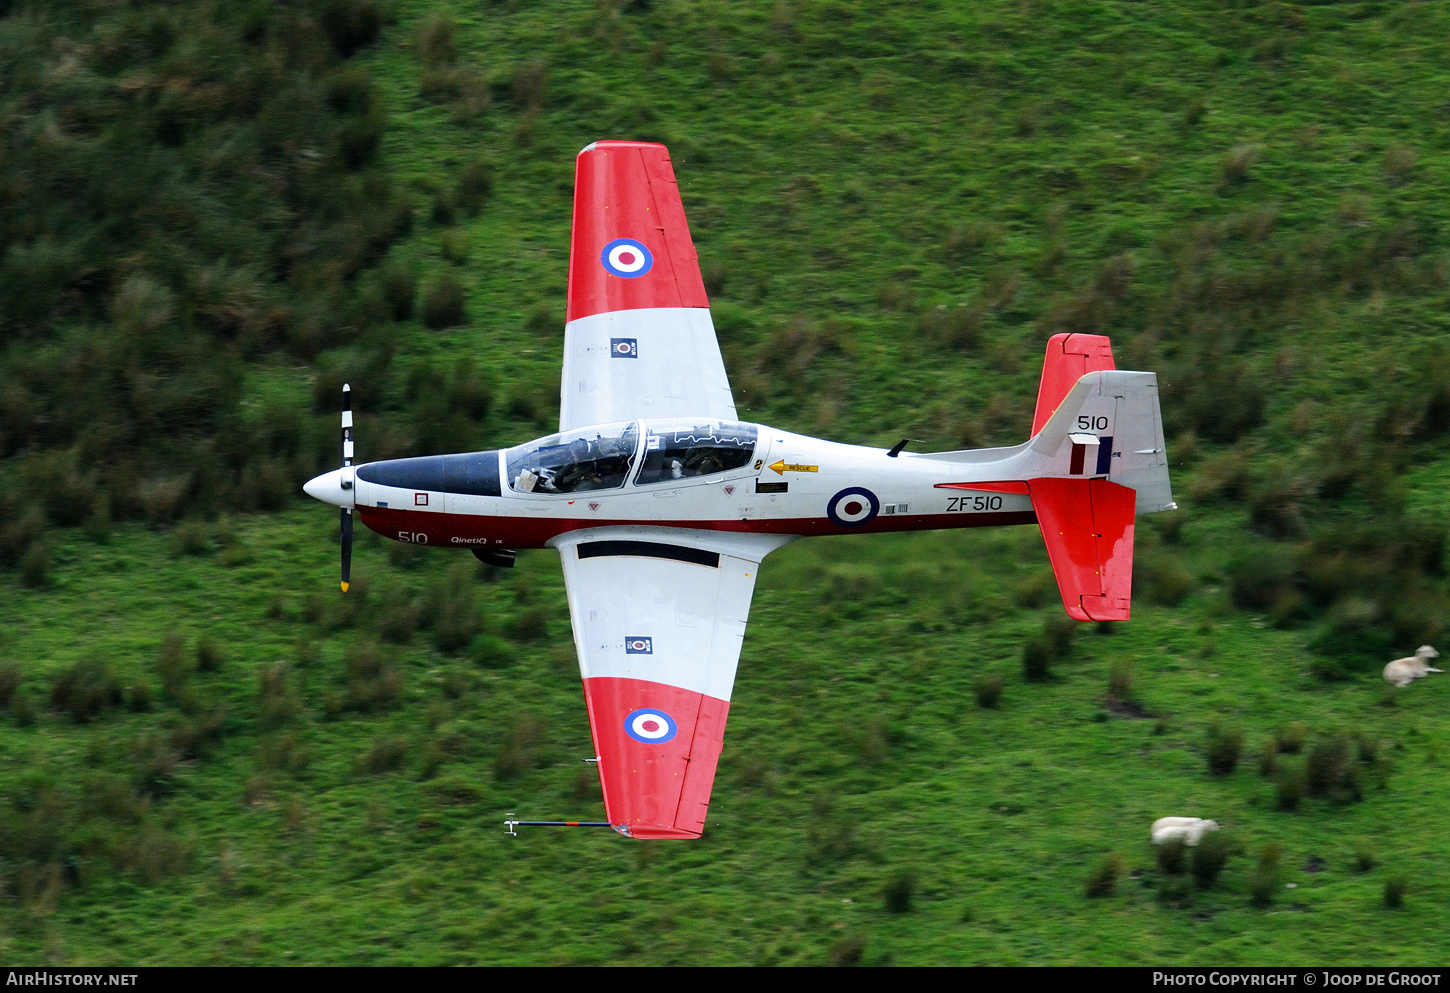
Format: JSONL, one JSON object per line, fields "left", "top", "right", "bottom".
{"left": 635, "top": 421, "right": 758, "bottom": 485}
{"left": 505, "top": 422, "right": 639, "bottom": 494}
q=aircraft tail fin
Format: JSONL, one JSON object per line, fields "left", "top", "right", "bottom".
{"left": 1024, "top": 353, "right": 1175, "bottom": 623}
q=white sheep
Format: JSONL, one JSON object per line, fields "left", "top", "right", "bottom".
{"left": 1383, "top": 645, "right": 1443, "bottom": 688}
{"left": 1151, "top": 816, "right": 1219, "bottom": 846}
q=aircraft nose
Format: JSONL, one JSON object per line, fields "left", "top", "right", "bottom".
{"left": 303, "top": 468, "right": 353, "bottom": 509}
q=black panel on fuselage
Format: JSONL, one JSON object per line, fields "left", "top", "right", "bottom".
{"left": 357, "top": 451, "right": 501, "bottom": 496}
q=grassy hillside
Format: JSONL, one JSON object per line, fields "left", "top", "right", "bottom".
{"left": 1, "top": 0, "right": 1449, "bottom": 965}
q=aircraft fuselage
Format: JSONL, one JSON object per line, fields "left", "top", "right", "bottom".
{"left": 303, "top": 417, "right": 1061, "bottom": 552}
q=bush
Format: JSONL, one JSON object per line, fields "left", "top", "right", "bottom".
{"left": 1249, "top": 844, "right": 1281, "bottom": 909}
{"left": 344, "top": 641, "right": 403, "bottom": 712}
{"left": 1306, "top": 734, "right": 1360, "bottom": 803}
{"left": 883, "top": 870, "right": 916, "bottom": 912}
{"left": 156, "top": 633, "right": 191, "bottom": 698}
{"left": 469, "top": 633, "right": 514, "bottom": 669}
{"left": 1022, "top": 638, "right": 1053, "bottom": 682}
{"left": 1205, "top": 723, "right": 1243, "bottom": 777}
{"left": 422, "top": 274, "right": 467, "bottom": 330}
{"left": 50, "top": 659, "right": 123, "bottom": 722}
{"left": 974, "top": 674, "right": 1003, "bottom": 709}
{"left": 1108, "top": 660, "right": 1133, "bottom": 702}
{"left": 196, "top": 635, "right": 223, "bottom": 673}
{"left": 1084, "top": 855, "right": 1123, "bottom": 898}
{"left": 1276, "top": 766, "right": 1305, "bottom": 812}
{"left": 362, "top": 736, "right": 407, "bottom": 774}
{"left": 0, "top": 663, "right": 20, "bottom": 705}
{"left": 1157, "top": 838, "right": 1187, "bottom": 876}
{"left": 1384, "top": 874, "right": 1407, "bottom": 909}
{"left": 1275, "top": 723, "right": 1306, "bottom": 755}
{"left": 1190, "top": 832, "right": 1231, "bottom": 889}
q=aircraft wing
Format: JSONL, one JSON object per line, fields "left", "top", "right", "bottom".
{"left": 551, "top": 527, "right": 791, "bottom": 838}
{"left": 559, "top": 141, "right": 737, "bottom": 432}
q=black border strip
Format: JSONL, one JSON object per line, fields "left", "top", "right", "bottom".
{"left": 577, "top": 540, "right": 720, "bottom": 568}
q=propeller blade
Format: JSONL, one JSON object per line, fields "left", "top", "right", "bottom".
{"left": 341, "top": 506, "right": 353, "bottom": 593}
{"left": 341, "top": 383, "right": 353, "bottom": 593}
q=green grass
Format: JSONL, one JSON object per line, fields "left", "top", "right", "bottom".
{"left": 1, "top": 509, "right": 1447, "bottom": 964}
{"left": 3, "top": 0, "right": 1450, "bottom": 965}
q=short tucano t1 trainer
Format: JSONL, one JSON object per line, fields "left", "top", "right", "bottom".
{"left": 304, "top": 141, "right": 1176, "bottom": 840}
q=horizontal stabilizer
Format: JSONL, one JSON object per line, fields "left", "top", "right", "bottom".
{"left": 1028, "top": 477, "right": 1136, "bottom": 622}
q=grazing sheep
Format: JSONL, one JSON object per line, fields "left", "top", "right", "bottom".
{"left": 1151, "top": 817, "right": 1219, "bottom": 846}
{"left": 1383, "top": 645, "right": 1443, "bottom": 688}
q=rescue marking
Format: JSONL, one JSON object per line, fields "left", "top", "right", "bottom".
{"left": 414, "top": 493, "right": 429, "bottom": 506}
{"left": 610, "top": 337, "right": 638, "bottom": 358}
{"left": 827, "top": 487, "right": 880, "bottom": 528}
{"left": 625, "top": 708, "right": 678, "bottom": 744}
{"left": 601, "top": 238, "right": 654, "bottom": 278}
{"left": 769, "top": 460, "right": 818, "bottom": 475}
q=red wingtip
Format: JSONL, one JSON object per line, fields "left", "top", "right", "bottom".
{"left": 567, "top": 142, "right": 708, "bottom": 323}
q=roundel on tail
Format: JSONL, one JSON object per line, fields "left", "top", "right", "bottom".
{"left": 827, "top": 487, "right": 880, "bottom": 528}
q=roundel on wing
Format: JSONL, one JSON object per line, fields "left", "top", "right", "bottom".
{"left": 601, "top": 238, "right": 654, "bottom": 278}
{"left": 625, "top": 708, "right": 678, "bottom": 744}
{"left": 826, "top": 486, "right": 880, "bottom": 528}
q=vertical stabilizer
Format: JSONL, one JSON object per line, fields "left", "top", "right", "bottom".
{"left": 1032, "top": 333, "right": 1116, "bottom": 436}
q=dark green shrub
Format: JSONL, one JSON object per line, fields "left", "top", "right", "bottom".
{"left": 50, "top": 659, "right": 123, "bottom": 722}
{"left": 1276, "top": 766, "right": 1305, "bottom": 811}
{"left": 1353, "top": 844, "right": 1376, "bottom": 874}
{"left": 362, "top": 736, "right": 407, "bottom": 774}
{"left": 1191, "top": 832, "right": 1231, "bottom": 889}
{"left": 0, "top": 663, "right": 19, "bottom": 705}
{"left": 974, "top": 674, "right": 1003, "bottom": 709}
{"left": 156, "top": 632, "right": 191, "bottom": 698}
{"left": 1306, "top": 735, "right": 1360, "bottom": 803}
{"left": 456, "top": 158, "right": 493, "bottom": 217}
{"left": 1258, "top": 741, "right": 1279, "bottom": 777}
{"left": 1157, "top": 838, "right": 1187, "bottom": 876}
{"left": 509, "top": 607, "right": 550, "bottom": 643}
{"left": 469, "top": 633, "right": 514, "bottom": 669}
{"left": 381, "top": 265, "right": 416, "bottom": 321}
{"left": 169, "top": 521, "right": 211, "bottom": 557}
{"left": 1205, "top": 723, "right": 1243, "bottom": 777}
{"left": 127, "top": 682, "right": 153, "bottom": 713}
{"left": 825, "top": 934, "right": 866, "bottom": 967}
{"left": 1108, "top": 660, "right": 1133, "bottom": 702}
{"left": 344, "top": 641, "right": 403, "bottom": 711}
{"left": 883, "top": 870, "right": 916, "bottom": 912}
{"left": 378, "top": 599, "right": 421, "bottom": 644}
{"left": 196, "top": 635, "right": 223, "bottom": 673}
{"left": 422, "top": 274, "right": 467, "bottom": 329}
{"left": 1084, "top": 855, "right": 1123, "bottom": 898}
{"left": 1275, "top": 723, "right": 1306, "bottom": 755}
{"left": 19, "top": 542, "right": 51, "bottom": 588}
{"left": 1249, "top": 844, "right": 1281, "bottom": 908}
{"left": 1384, "top": 874, "right": 1407, "bottom": 909}
{"left": 418, "top": 13, "right": 458, "bottom": 65}
{"left": 1227, "top": 544, "right": 1299, "bottom": 611}
{"left": 1022, "top": 639, "right": 1052, "bottom": 682}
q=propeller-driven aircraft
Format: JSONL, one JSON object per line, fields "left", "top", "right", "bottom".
{"left": 304, "top": 141, "right": 1175, "bottom": 840}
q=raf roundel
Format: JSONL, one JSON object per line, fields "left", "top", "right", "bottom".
{"left": 827, "top": 486, "right": 880, "bottom": 528}
{"left": 600, "top": 238, "right": 654, "bottom": 279}
{"left": 625, "top": 708, "right": 678, "bottom": 744}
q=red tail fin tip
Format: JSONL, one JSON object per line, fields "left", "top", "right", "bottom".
{"left": 1031, "top": 333, "right": 1116, "bottom": 437}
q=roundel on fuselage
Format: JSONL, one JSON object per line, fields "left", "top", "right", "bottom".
{"left": 826, "top": 487, "right": 880, "bottom": 528}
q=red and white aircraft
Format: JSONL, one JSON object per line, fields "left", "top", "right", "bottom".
{"left": 304, "top": 141, "right": 1175, "bottom": 840}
